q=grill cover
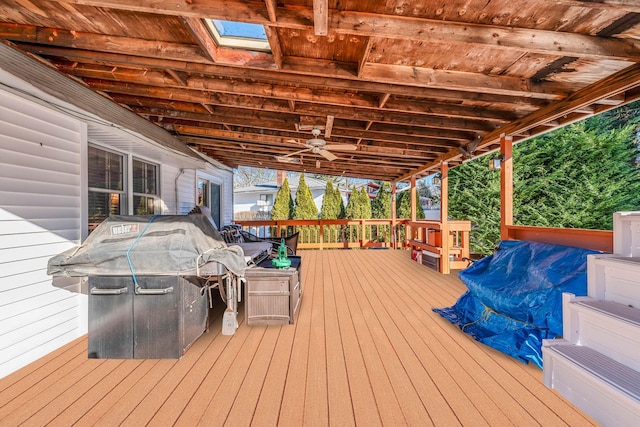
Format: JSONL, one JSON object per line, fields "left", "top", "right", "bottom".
{"left": 47, "top": 215, "right": 247, "bottom": 277}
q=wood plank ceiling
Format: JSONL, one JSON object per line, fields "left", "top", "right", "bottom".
{"left": 1, "top": 0, "right": 640, "bottom": 182}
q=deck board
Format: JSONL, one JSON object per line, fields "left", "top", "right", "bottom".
{"left": 0, "top": 250, "right": 597, "bottom": 426}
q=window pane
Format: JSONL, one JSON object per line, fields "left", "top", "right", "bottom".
{"left": 134, "top": 196, "right": 156, "bottom": 215}
{"left": 133, "top": 159, "right": 157, "bottom": 195}
{"left": 197, "top": 179, "right": 209, "bottom": 206}
{"left": 88, "top": 191, "right": 121, "bottom": 232}
{"left": 210, "top": 183, "right": 221, "bottom": 228}
{"left": 88, "top": 146, "right": 123, "bottom": 190}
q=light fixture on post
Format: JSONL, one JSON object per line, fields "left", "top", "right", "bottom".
{"left": 489, "top": 155, "right": 505, "bottom": 170}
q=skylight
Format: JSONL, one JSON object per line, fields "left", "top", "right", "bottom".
{"left": 205, "top": 19, "right": 270, "bottom": 52}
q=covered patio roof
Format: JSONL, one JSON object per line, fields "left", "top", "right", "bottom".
{"left": 0, "top": 250, "right": 596, "bottom": 425}
{"left": 1, "top": 0, "right": 640, "bottom": 181}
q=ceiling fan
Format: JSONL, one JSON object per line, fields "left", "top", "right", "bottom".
{"left": 275, "top": 128, "right": 356, "bottom": 164}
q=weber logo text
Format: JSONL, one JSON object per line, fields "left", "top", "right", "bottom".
{"left": 110, "top": 224, "right": 139, "bottom": 235}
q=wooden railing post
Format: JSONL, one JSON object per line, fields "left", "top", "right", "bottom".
{"left": 500, "top": 134, "right": 514, "bottom": 240}
{"left": 440, "top": 162, "right": 450, "bottom": 274}
{"left": 391, "top": 182, "right": 397, "bottom": 249}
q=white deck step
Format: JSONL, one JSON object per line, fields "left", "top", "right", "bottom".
{"left": 564, "top": 294, "right": 640, "bottom": 370}
{"left": 576, "top": 299, "right": 640, "bottom": 326}
{"left": 544, "top": 342, "right": 640, "bottom": 426}
{"left": 588, "top": 255, "right": 640, "bottom": 307}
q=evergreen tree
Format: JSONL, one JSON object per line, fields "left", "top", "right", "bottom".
{"left": 320, "top": 180, "right": 343, "bottom": 243}
{"left": 270, "top": 177, "right": 294, "bottom": 220}
{"left": 345, "top": 186, "right": 369, "bottom": 218}
{"left": 396, "top": 189, "right": 425, "bottom": 219}
{"left": 514, "top": 121, "right": 640, "bottom": 230}
{"left": 320, "top": 180, "right": 339, "bottom": 219}
{"left": 293, "top": 174, "right": 318, "bottom": 219}
{"left": 449, "top": 160, "right": 501, "bottom": 255}
{"left": 360, "top": 187, "right": 372, "bottom": 219}
{"left": 337, "top": 187, "right": 346, "bottom": 219}
{"left": 449, "top": 101, "right": 640, "bottom": 256}
{"left": 372, "top": 182, "right": 392, "bottom": 242}
{"left": 371, "top": 182, "right": 391, "bottom": 219}
{"left": 344, "top": 186, "right": 358, "bottom": 219}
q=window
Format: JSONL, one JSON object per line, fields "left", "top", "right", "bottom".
{"left": 133, "top": 159, "right": 158, "bottom": 215}
{"left": 259, "top": 193, "right": 273, "bottom": 205}
{"left": 88, "top": 146, "right": 125, "bottom": 231}
{"left": 204, "top": 19, "right": 270, "bottom": 52}
{"left": 198, "top": 178, "right": 222, "bottom": 228}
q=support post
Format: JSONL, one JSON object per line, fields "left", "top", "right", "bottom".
{"left": 440, "top": 162, "right": 450, "bottom": 274}
{"left": 391, "top": 182, "right": 397, "bottom": 249}
{"left": 500, "top": 134, "right": 514, "bottom": 240}
{"left": 410, "top": 175, "right": 417, "bottom": 222}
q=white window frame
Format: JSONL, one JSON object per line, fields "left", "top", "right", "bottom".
{"left": 196, "top": 173, "right": 224, "bottom": 228}
{"left": 87, "top": 144, "right": 127, "bottom": 232}
{"left": 132, "top": 157, "right": 160, "bottom": 215}
{"left": 87, "top": 144, "right": 163, "bottom": 234}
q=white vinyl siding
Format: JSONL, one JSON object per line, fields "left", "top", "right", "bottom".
{"left": 0, "top": 88, "right": 86, "bottom": 379}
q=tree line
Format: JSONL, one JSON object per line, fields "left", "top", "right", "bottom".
{"left": 449, "top": 100, "right": 640, "bottom": 255}
{"left": 270, "top": 176, "right": 426, "bottom": 222}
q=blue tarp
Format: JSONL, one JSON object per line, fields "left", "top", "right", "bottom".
{"left": 433, "top": 240, "right": 600, "bottom": 368}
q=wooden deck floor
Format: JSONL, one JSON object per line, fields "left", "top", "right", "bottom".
{"left": 0, "top": 250, "right": 596, "bottom": 426}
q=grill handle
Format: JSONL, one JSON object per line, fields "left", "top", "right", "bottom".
{"left": 90, "top": 286, "right": 128, "bottom": 295}
{"left": 135, "top": 286, "right": 174, "bottom": 295}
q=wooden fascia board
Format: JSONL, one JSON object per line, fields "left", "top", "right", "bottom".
{"left": 396, "top": 62, "right": 640, "bottom": 182}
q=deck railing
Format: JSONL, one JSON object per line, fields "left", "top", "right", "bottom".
{"left": 235, "top": 218, "right": 473, "bottom": 273}
{"left": 235, "top": 219, "right": 401, "bottom": 250}
{"left": 235, "top": 219, "right": 615, "bottom": 273}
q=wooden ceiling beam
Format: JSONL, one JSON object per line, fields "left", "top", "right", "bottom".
{"left": 313, "top": 0, "right": 328, "bottom": 36}
{"left": 30, "top": 29, "right": 577, "bottom": 99}
{"left": 328, "top": 12, "right": 640, "bottom": 62}
{"left": 81, "top": 76, "right": 498, "bottom": 132}
{"left": 189, "top": 140, "right": 421, "bottom": 169}
{"left": 547, "top": 0, "right": 640, "bottom": 13}
{"left": 178, "top": 128, "right": 437, "bottom": 162}
{"left": 198, "top": 149, "right": 402, "bottom": 180}
{"left": 157, "top": 116, "right": 462, "bottom": 150}
{"left": 0, "top": 24, "right": 211, "bottom": 63}
{"left": 1, "top": 24, "right": 275, "bottom": 68}
{"left": 48, "top": 1, "right": 640, "bottom": 60}
{"left": 361, "top": 63, "right": 576, "bottom": 99}
{"left": 182, "top": 17, "right": 218, "bottom": 63}
{"left": 186, "top": 140, "right": 428, "bottom": 168}
{"left": 22, "top": 44, "right": 551, "bottom": 108}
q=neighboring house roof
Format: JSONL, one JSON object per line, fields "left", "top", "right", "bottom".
{"left": 235, "top": 175, "right": 330, "bottom": 194}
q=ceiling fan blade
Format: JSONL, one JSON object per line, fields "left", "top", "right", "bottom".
{"left": 286, "top": 138, "right": 305, "bottom": 145}
{"left": 319, "top": 149, "right": 338, "bottom": 161}
{"left": 324, "top": 144, "right": 357, "bottom": 151}
{"left": 275, "top": 147, "right": 310, "bottom": 164}
{"left": 275, "top": 155, "right": 302, "bottom": 164}
{"left": 278, "top": 148, "right": 311, "bottom": 158}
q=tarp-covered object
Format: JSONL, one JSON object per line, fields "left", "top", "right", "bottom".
{"left": 48, "top": 215, "right": 248, "bottom": 277}
{"left": 433, "top": 240, "right": 600, "bottom": 368}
